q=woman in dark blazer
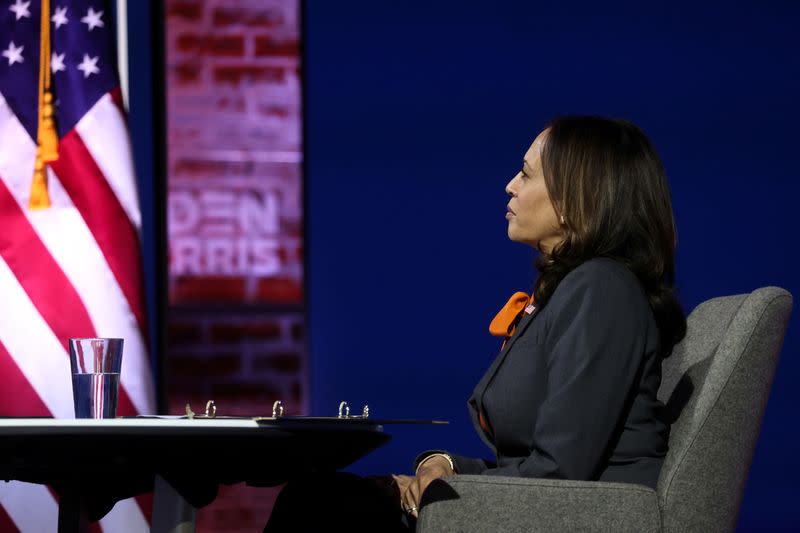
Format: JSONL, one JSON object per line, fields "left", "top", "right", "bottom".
{"left": 265, "top": 116, "right": 686, "bottom": 531}
{"left": 396, "top": 116, "right": 686, "bottom": 517}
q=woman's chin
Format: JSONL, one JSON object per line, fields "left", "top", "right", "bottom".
{"left": 507, "top": 232, "right": 543, "bottom": 252}
{"left": 506, "top": 230, "right": 528, "bottom": 246}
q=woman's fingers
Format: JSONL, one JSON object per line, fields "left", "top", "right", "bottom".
{"left": 394, "top": 472, "right": 445, "bottom": 518}
{"left": 396, "top": 477, "right": 421, "bottom": 517}
{"left": 392, "top": 474, "right": 412, "bottom": 493}
{"left": 396, "top": 476, "right": 416, "bottom": 512}
{"left": 406, "top": 479, "right": 421, "bottom": 513}
{"left": 405, "top": 461, "right": 452, "bottom": 517}
{"left": 404, "top": 484, "right": 420, "bottom": 518}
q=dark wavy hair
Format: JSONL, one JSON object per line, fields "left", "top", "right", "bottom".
{"left": 534, "top": 116, "right": 686, "bottom": 356}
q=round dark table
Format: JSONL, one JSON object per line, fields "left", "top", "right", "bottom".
{"left": 0, "top": 417, "right": 395, "bottom": 532}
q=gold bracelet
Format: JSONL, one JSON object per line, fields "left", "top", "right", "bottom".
{"left": 416, "top": 453, "right": 455, "bottom": 475}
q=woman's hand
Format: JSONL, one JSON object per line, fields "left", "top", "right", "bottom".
{"left": 393, "top": 456, "right": 454, "bottom": 518}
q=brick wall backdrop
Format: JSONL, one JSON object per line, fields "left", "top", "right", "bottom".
{"left": 164, "top": 1, "right": 303, "bottom": 531}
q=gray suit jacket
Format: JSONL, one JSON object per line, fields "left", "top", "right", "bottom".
{"left": 418, "top": 257, "right": 668, "bottom": 489}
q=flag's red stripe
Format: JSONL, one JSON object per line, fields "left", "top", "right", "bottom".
{"left": 50, "top": 130, "right": 147, "bottom": 333}
{"left": 0, "top": 178, "right": 95, "bottom": 342}
{"left": 0, "top": 339, "right": 51, "bottom": 417}
{"left": 136, "top": 493, "right": 153, "bottom": 523}
{"left": 0, "top": 503, "right": 19, "bottom": 533}
{"left": 0, "top": 178, "right": 137, "bottom": 417}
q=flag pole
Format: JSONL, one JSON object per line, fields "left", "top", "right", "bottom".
{"left": 117, "top": 0, "right": 130, "bottom": 112}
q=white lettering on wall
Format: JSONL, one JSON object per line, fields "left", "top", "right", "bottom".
{"left": 168, "top": 189, "right": 282, "bottom": 276}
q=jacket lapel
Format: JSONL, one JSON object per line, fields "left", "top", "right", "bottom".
{"left": 468, "top": 305, "right": 542, "bottom": 442}
{"left": 480, "top": 305, "right": 540, "bottom": 391}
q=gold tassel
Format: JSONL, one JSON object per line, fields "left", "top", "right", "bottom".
{"left": 30, "top": 0, "right": 58, "bottom": 210}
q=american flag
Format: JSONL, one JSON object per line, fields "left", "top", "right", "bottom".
{"left": 0, "top": 0, "right": 155, "bottom": 531}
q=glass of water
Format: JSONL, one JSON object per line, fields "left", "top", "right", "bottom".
{"left": 68, "top": 338, "right": 123, "bottom": 419}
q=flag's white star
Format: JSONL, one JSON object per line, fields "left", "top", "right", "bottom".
{"left": 76, "top": 53, "right": 99, "bottom": 78}
{"left": 8, "top": 0, "right": 31, "bottom": 21}
{"left": 51, "top": 52, "right": 66, "bottom": 73}
{"left": 2, "top": 41, "right": 24, "bottom": 66}
{"left": 52, "top": 6, "right": 69, "bottom": 29}
{"left": 80, "top": 7, "right": 104, "bottom": 31}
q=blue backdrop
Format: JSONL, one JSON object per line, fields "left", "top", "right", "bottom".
{"left": 127, "top": 0, "right": 799, "bottom": 530}
{"left": 303, "top": 1, "right": 799, "bottom": 530}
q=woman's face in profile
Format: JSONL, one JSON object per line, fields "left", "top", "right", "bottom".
{"left": 505, "top": 130, "right": 563, "bottom": 253}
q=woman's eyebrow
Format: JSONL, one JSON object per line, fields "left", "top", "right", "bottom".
{"left": 523, "top": 160, "right": 532, "bottom": 171}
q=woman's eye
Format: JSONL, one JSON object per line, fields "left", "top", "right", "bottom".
{"left": 520, "top": 170, "right": 528, "bottom": 179}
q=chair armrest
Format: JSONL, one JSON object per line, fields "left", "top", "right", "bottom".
{"left": 417, "top": 475, "right": 661, "bottom": 533}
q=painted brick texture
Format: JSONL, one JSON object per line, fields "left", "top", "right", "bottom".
{"left": 165, "top": 1, "right": 303, "bottom": 531}
{"left": 166, "top": 0, "right": 302, "bottom": 304}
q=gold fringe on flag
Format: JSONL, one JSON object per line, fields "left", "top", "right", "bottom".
{"left": 30, "top": 0, "right": 58, "bottom": 210}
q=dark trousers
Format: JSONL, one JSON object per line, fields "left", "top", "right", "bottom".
{"left": 264, "top": 472, "right": 415, "bottom": 532}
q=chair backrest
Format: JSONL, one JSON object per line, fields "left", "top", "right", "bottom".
{"left": 656, "top": 287, "right": 792, "bottom": 533}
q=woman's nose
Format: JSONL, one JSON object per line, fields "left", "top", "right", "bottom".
{"left": 505, "top": 173, "right": 519, "bottom": 196}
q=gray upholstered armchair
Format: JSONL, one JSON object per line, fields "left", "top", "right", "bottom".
{"left": 417, "top": 287, "right": 793, "bottom": 533}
